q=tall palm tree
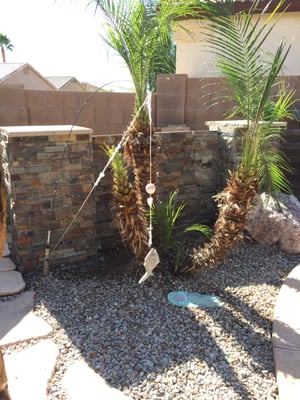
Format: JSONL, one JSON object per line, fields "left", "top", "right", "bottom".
{"left": 191, "top": 0, "right": 295, "bottom": 270}
{"left": 90, "top": 0, "right": 199, "bottom": 258}
{"left": 0, "top": 34, "right": 14, "bottom": 63}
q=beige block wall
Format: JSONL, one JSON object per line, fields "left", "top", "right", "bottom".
{"left": 0, "top": 87, "right": 136, "bottom": 136}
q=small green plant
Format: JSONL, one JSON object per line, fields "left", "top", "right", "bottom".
{"left": 151, "top": 189, "right": 212, "bottom": 270}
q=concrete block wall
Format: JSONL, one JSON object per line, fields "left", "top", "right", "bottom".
{"left": 0, "top": 87, "right": 136, "bottom": 137}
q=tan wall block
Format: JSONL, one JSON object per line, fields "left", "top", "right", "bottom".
{"left": 25, "top": 90, "right": 46, "bottom": 108}
{"left": 28, "top": 107, "right": 64, "bottom": 125}
{"left": 0, "top": 108, "right": 28, "bottom": 125}
{"left": 44, "top": 91, "right": 64, "bottom": 107}
{"left": 0, "top": 87, "right": 26, "bottom": 107}
{"left": 63, "top": 92, "right": 81, "bottom": 108}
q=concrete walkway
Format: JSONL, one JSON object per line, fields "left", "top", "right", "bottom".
{"left": 273, "top": 263, "right": 300, "bottom": 400}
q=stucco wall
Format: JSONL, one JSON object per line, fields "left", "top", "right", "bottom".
{"left": 174, "top": 12, "right": 300, "bottom": 78}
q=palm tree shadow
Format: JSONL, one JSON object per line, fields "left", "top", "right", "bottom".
{"left": 36, "top": 265, "right": 253, "bottom": 399}
{"left": 28, "top": 242, "right": 299, "bottom": 399}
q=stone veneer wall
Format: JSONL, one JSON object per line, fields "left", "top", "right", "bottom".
{"left": 0, "top": 126, "right": 98, "bottom": 272}
{"left": 0, "top": 121, "right": 292, "bottom": 272}
{"left": 0, "top": 126, "right": 225, "bottom": 272}
{"left": 92, "top": 130, "right": 223, "bottom": 249}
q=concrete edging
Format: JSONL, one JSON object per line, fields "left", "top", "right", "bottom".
{"left": 272, "top": 263, "right": 300, "bottom": 399}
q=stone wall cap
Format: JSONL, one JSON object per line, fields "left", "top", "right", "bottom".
{"left": 205, "top": 120, "right": 287, "bottom": 130}
{"left": 0, "top": 125, "right": 93, "bottom": 137}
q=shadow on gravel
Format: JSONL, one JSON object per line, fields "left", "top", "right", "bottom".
{"left": 29, "top": 243, "right": 299, "bottom": 399}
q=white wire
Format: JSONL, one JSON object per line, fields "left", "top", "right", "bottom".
{"left": 146, "top": 92, "right": 153, "bottom": 248}
{"left": 46, "top": 97, "right": 149, "bottom": 261}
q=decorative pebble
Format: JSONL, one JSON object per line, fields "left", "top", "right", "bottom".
{"left": 6, "top": 242, "right": 299, "bottom": 400}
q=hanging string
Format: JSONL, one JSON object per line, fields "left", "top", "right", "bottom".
{"left": 139, "top": 92, "right": 160, "bottom": 284}
{"left": 146, "top": 92, "right": 154, "bottom": 247}
{"left": 43, "top": 92, "right": 149, "bottom": 274}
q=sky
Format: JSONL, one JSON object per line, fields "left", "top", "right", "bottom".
{"left": 1, "top": 0, "right": 133, "bottom": 91}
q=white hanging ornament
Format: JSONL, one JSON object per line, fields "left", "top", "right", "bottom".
{"left": 145, "top": 182, "right": 156, "bottom": 195}
{"left": 138, "top": 181, "right": 160, "bottom": 284}
{"left": 139, "top": 247, "right": 160, "bottom": 284}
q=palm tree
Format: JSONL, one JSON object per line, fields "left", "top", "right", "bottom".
{"left": 91, "top": 0, "right": 199, "bottom": 258}
{"left": 0, "top": 34, "right": 14, "bottom": 63}
{"left": 191, "top": 0, "right": 295, "bottom": 270}
{"left": 103, "top": 144, "right": 149, "bottom": 258}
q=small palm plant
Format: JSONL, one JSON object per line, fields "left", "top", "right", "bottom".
{"left": 191, "top": 0, "right": 295, "bottom": 270}
{"left": 152, "top": 189, "right": 212, "bottom": 270}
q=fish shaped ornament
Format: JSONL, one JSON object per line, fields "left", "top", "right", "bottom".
{"left": 139, "top": 247, "right": 160, "bottom": 284}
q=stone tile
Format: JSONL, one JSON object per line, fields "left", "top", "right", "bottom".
{"left": 273, "top": 320, "right": 300, "bottom": 350}
{"left": 4, "top": 339, "right": 59, "bottom": 400}
{"left": 274, "top": 347, "right": 300, "bottom": 400}
{"left": 0, "top": 271, "right": 25, "bottom": 296}
{"left": 0, "top": 291, "right": 51, "bottom": 346}
{"left": 0, "top": 312, "right": 52, "bottom": 347}
{"left": 273, "top": 264, "right": 300, "bottom": 329}
{"left": 273, "top": 263, "right": 300, "bottom": 400}
{"left": 0, "top": 257, "right": 16, "bottom": 272}
{"left": 62, "top": 360, "right": 132, "bottom": 400}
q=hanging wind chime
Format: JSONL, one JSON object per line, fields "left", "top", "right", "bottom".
{"left": 138, "top": 94, "right": 160, "bottom": 284}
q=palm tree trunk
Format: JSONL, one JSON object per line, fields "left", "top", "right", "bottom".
{"left": 0, "top": 171, "right": 6, "bottom": 257}
{"left": 191, "top": 170, "right": 259, "bottom": 271}
{"left": 124, "top": 121, "right": 159, "bottom": 212}
{"left": 105, "top": 144, "right": 149, "bottom": 260}
{"left": 1, "top": 46, "right": 6, "bottom": 63}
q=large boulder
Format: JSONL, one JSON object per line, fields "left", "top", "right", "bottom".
{"left": 246, "top": 192, "right": 300, "bottom": 254}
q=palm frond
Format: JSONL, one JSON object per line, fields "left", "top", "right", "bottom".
{"left": 92, "top": 0, "right": 202, "bottom": 112}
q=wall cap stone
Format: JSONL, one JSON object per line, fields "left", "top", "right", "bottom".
{"left": 0, "top": 125, "right": 93, "bottom": 138}
{"left": 206, "top": 120, "right": 287, "bottom": 131}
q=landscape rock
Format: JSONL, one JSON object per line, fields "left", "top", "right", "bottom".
{"left": 247, "top": 192, "right": 300, "bottom": 254}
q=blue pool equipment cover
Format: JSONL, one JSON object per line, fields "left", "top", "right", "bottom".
{"left": 167, "top": 291, "right": 222, "bottom": 308}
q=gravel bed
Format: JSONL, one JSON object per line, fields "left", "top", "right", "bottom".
{"left": 23, "top": 242, "right": 300, "bottom": 399}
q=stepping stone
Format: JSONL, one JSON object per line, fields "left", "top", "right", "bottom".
{"left": 0, "top": 291, "right": 51, "bottom": 346}
{"left": 4, "top": 339, "right": 59, "bottom": 400}
{"left": 62, "top": 360, "right": 132, "bottom": 400}
{"left": 0, "top": 271, "right": 25, "bottom": 296}
{"left": 273, "top": 263, "right": 300, "bottom": 400}
{"left": 0, "top": 257, "right": 16, "bottom": 272}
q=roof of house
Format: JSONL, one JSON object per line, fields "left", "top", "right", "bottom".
{"left": 46, "top": 76, "right": 86, "bottom": 91}
{"left": 180, "top": 0, "right": 300, "bottom": 18}
{"left": 0, "top": 62, "right": 57, "bottom": 89}
{"left": 231, "top": 0, "right": 300, "bottom": 12}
